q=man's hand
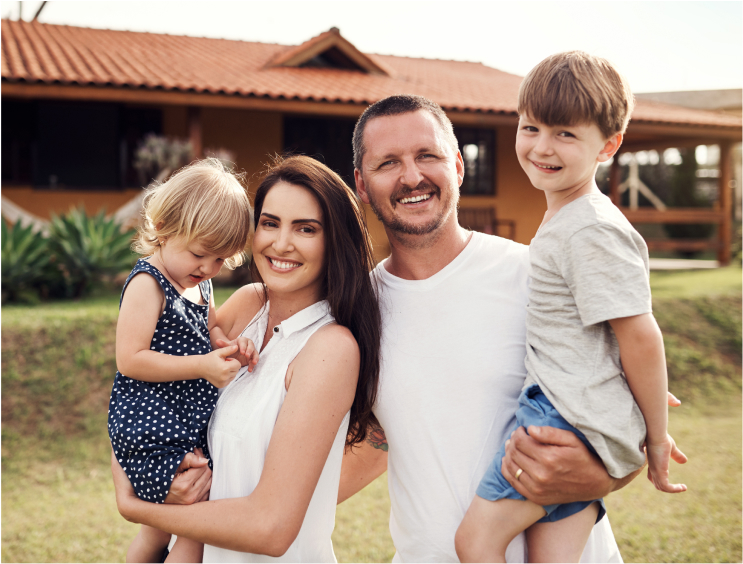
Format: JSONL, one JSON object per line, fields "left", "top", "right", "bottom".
{"left": 165, "top": 448, "right": 212, "bottom": 505}
{"left": 215, "top": 337, "right": 259, "bottom": 372}
{"left": 501, "top": 425, "right": 615, "bottom": 506}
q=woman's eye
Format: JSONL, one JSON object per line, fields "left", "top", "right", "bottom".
{"left": 299, "top": 226, "right": 316, "bottom": 234}
{"left": 261, "top": 220, "right": 277, "bottom": 228}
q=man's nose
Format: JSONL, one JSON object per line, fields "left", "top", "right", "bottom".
{"left": 399, "top": 159, "right": 425, "bottom": 187}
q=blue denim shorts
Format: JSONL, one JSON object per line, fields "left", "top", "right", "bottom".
{"left": 476, "top": 384, "right": 606, "bottom": 523}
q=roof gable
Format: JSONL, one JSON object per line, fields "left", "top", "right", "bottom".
{"left": 268, "top": 27, "right": 392, "bottom": 76}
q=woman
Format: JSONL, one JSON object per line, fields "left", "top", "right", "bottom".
{"left": 112, "top": 155, "right": 381, "bottom": 562}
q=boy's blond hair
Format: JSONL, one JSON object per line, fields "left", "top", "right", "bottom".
{"left": 134, "top": 158, "right": 252, "bottom": 269}
{"left": 518, "top": 51, "right": 635, "bottom": 139}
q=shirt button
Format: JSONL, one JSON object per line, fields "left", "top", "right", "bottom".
{"left": 273, "top": 326, "right": 279, "bottom": 333}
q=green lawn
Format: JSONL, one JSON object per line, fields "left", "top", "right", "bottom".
{"left": 2, "top": 268, "right": 741, "bottom": 562}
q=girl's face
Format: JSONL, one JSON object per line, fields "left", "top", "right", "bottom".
{"left": 154, "top": 236, "right": 225, "bottom": 291}
{"left": 253, "top": 181, "right": 325, "bottom": 301}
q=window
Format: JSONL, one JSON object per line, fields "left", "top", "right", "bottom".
{"left": 1, "top": 99, "right": 162, "bottom": 189}
{"left": 455, "top": 127, "right": 496, "bottom": 196}
{"left": 284, "top": 116, "right": 356, "bottom": 187}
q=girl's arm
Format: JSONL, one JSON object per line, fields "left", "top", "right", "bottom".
{"left": 208, "top": 288, "right": 259, "bottom": 371}
{"left": 609, "top": 313, "right": 687, "bottom": 493}
{"left": 112, "top": 323, "right": 360, "bottom": 556}
{"left": 116, "top": 273, "right": 240, "bottom": 388}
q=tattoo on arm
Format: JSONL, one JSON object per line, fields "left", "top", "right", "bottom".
{"left": 367, "top": 423, "right": 388, "bottom": 451}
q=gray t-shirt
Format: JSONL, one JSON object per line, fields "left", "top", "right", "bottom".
{"left": 524, "top": 193, "right": 650, "bottom": 478}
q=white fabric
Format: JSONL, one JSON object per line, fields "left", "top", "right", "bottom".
{"left": 373, "top": 231, "right": 622, "bottom": 563}
{"left": 204, "top": 300, "right": 349, "bottom": 563}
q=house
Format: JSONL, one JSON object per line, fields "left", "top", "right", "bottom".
{"left": 3, "top": 20, "right": 741, "bottom": 263}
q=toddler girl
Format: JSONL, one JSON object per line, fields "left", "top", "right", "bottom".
{"left": 108, "top": 159, "right": 258, "bottom": 562}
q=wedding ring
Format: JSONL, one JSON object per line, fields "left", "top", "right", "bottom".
{"left": 515, "top": 468, "right": 523, "bottom": 481}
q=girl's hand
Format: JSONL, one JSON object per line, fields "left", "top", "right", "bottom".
{"left": 215, "top": 338, "right": 260, "bottom": 372}
{"left": 201, "top": 345, "right": 241, "bottom": 388}
{"left": 646, "top": 433, "right": 688, "bottom": 493}
{"left": 166, "top": 448, "right": 212, "bottom": 505}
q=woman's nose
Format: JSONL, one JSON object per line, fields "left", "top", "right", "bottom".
{"left": 273, "top": 228, "right": 294, "bottom": 253}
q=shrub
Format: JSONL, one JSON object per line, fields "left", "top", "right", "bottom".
{"left": 1, "top": 220, "right": 51, "bottom": 303}
{"left": 48, "top": 208, "right": 137, "bottom": 298}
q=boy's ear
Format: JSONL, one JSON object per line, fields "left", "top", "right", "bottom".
{"left": 598, "top": 133, "right": 623, "bottom": 163}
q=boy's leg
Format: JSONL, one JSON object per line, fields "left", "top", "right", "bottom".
{"left": 455, "top": 495, "right": 546, "bottom": 563}
{"left": 166, "top": 537, "right": 204, "bottom": 563}
{"left": 126, "top": 525, "right": 172, "bottom": 563}
{"left": 525, "top": 502, "right": 599, "bottom": 563}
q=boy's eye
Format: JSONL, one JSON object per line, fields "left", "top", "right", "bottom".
{"left": 558, "top": 131, "right": 576, "bottom": 138}
{"left": 192, "top": 253, "right": 203, "bottom": 258}
{"left": 522, "top": 125, "right": 538, "bottom": 132}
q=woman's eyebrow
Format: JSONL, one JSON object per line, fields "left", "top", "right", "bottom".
{"left": 261, "top": 212, "right": 322, "bottom": 226}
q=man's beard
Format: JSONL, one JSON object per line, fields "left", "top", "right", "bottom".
{"left": 367, "top": 181, "right": 456, "bottom": 236}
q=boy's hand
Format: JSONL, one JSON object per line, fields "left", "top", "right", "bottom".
{"left": 215, "top": 338, "right": 259, "bottom": 372}
{"left": 646, "top": 433, "right": 688, "bottom": 493}
{"left": 201, "top": 344, "right": 241, "bottom": 388}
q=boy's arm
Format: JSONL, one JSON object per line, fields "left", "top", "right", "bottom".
{"left": 609, "top": 313, "right": 668, "bottom": 443}
{"left": 610, "top": 313, "right": 687, "bottom": 492}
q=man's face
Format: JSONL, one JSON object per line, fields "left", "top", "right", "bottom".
{"left": 354, "top": 110, "right": 464, "bottom": 238}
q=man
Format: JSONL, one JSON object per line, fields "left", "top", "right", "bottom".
{"left": 338, "top": 95, "right": 630, "bottom": 562}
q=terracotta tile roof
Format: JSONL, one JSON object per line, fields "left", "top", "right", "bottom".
{"left": 3, "top": 20, "right": 741, "bottom": 130}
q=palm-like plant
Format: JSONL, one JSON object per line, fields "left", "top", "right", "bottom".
{"left": 1, "top": 219, "right": 51, "bottom": 303}
{"left": 48, "top": 208, "right": 137, "bottom": 298}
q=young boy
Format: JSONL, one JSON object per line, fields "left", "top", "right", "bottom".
{"left": 455, "top": 51, "right": 688, "bottom": 563}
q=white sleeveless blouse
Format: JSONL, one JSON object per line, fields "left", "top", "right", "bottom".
{"left": 203, "top": 300, "right": 349, "bottom": 563}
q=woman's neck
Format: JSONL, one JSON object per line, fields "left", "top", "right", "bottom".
{"left": 265, "top": 286, "right": 323, "bottom": 326}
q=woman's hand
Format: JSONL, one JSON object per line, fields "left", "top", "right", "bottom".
{"left": 165, "top": 449, "right": 213, "bottom": 504}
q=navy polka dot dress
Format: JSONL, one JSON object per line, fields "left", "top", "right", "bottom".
{"left": 108, "top": 259, "right": 218, "bottom": 504}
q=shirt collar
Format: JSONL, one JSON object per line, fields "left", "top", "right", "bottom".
{"left": 270, "top": 300, "right": 332, "bottom": 338}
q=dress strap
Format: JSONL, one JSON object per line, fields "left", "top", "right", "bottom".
{"left": 119, "top": 259, "right": 172, "bottom": 309}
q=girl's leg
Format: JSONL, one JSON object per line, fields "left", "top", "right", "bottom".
{"left": 525, "top": 502, "right": 599, "bottom": 563}
{"left": 126, "top": 525, "right": 172, "bottom": 563}
{"left": 455, "top": 496, "right": 546, "bottom": 563}
{"left": 166, "top": 537, "right": 204, "bottom": 563}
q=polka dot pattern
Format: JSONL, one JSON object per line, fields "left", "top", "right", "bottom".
{"left": 108, "top": 259, "right": 218, "bottom": 504}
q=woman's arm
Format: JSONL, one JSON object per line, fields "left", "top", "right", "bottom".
{"left": 116, "top": 273, "right": 241, "bottom": 388}
{"left": 113, "top": 323, "right": 360, "bottom": 556}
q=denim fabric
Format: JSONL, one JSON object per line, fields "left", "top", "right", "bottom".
{"left": 475, "top": 384, "right": 606, "bottom": 523}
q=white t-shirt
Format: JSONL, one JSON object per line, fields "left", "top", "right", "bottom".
{"left": 373, "top": 231, "right": 622, "bottom": 563}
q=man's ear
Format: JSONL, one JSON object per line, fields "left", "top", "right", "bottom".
{"left": 355, "top": 169, "right": 371, "bottom": 205}
{"left": 455, "top": 150, "right": 465, "bottom": 187}
{"left": 598, "top": 133, "right": 623, "bottom": 163}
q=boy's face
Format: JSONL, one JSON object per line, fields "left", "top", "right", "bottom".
{"left": 516, "top": 114, "right": 618, "bottom": 199}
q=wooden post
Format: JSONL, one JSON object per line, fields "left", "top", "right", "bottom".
{"left": 188, "top": 106, "right": 203, "bottom": 160}
{"left": 609, "top": 153, "right": 621, "bottom": 205}
{"left": 718, "top": 141, "right": 732, "bottom": 265}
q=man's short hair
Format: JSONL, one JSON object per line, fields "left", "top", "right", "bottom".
{"left": 352, "top": 95, "right": 459, "bottom": 170}
{"left": 517, "top": 51, "right": 635, "bottom": 139}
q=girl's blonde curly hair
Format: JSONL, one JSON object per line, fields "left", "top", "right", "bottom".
{"left": 134, "top": 158, "right": 252, "bottom": 269}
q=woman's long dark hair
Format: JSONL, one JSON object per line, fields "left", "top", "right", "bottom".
{"left": 250, "top": 155, "right": 381, "bottom": 448}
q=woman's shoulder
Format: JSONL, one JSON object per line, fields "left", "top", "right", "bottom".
{"left": 300, "top": 323, "right": 360, "bottom": 368}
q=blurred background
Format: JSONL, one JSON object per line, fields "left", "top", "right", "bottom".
{"left": 1, "top": 2, "right": 741, "bottom": 562}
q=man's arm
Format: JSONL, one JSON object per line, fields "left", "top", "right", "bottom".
{"left": 338, "top": 423, "right": 388, "bottom": 504}
{"left": 501, "top": 392, "right": 681, "bottom": 505}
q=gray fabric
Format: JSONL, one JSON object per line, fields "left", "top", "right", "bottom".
{"left": 524, "top": 193, "right": 650, "bottom": 478}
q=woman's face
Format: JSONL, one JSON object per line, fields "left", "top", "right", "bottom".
{"left": 253, "top": 181, "right": 326, "bottom": 301}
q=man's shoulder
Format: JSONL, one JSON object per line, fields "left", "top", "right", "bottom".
{"left": 470, "top": 231, "right": 530, "bottom": 267}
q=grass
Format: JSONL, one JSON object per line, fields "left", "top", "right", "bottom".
{"left": 2, "top": 268, "right": 740, "bottom": 562}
